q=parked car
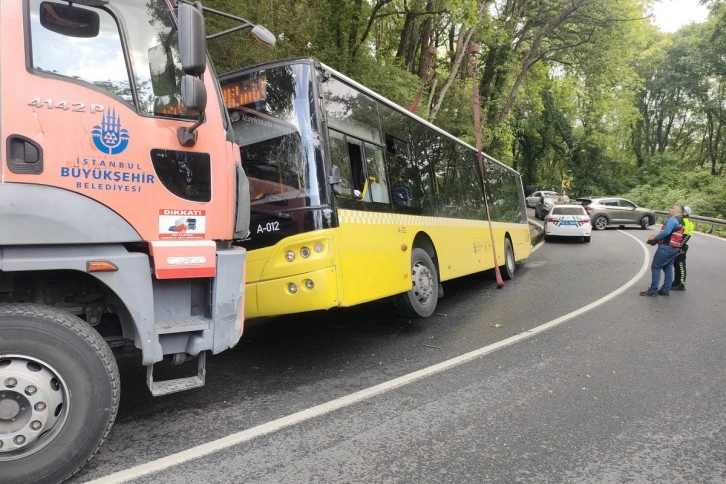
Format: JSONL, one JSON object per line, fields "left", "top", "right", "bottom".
{"left": 535, "top": 194, "right": 559, "bottom": 219}
{"left": 576, "top": 197, "right": 655, "bottom": 230}
{"left": 526, "top": 190, "right": 558, "bottom": 208}
{"left": 544, "top": 204, "right": 592, "bottom": 242}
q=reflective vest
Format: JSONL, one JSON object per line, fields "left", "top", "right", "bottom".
{"left": 680, "top": 216, "right": 695, "bottom": 247}
{"left": 658, "top": 216, "right": 684, "bottom": 248}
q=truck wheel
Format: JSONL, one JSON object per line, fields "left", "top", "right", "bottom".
{"left": 0, "top": 304, "right": 119, "bottom": 484}
{"left": 500, "top": 237, "right": 516, "bottom": 280}
{"left": 394, "top": 248, "right": 439, "bottom": 318}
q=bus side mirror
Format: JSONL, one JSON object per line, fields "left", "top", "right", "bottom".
{"left": 329, "top": 165, "right": 344, "bottom": 196}
{"left": 250, "top": 25, "right": 276, "bottom": 47}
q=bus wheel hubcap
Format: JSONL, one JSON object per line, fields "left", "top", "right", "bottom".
{"left": 412, "top": 261, "right": 433, "bottom": 304}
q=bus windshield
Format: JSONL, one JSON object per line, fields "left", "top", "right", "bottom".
{"left": 223, "top": 63, "right": 327, "bottom": 247}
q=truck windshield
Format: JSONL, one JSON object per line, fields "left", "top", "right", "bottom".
{"left": 28, "top": 0, "right": 193, "bottom": 119}
{"left": 223, "top": 62, "right": 327, "bottom": 248}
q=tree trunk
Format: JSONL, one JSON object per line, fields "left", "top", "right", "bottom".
{"left": 429, "top": 27, "right": 475, "bottom": 122}
{"left": 349, "top": 0, "right": 363, "bottom": 56}
{"left": 417, "top": 1, "right": 434, "bottom": 79}
{"left": 396, "top": 13, "right": 416, "bottom": 60}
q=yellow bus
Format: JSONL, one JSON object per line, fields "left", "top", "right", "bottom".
{"left": 222, "top": 58, "right": 531, "bottom": 319}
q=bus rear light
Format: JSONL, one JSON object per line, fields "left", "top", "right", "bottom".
{"left": 313, "top": 243, "right": 324, "bottom": 253}
{"left": 288, "top": 283, "right": 298, "bottom": 294}
{"left": 285, "top": 250, "right": 295, "bottom": 262}
{"left": 300, "top": 247, "right": 311, "bottom": 258}
{"left": 304, "top": 279, "right": 314, "bottom": 289}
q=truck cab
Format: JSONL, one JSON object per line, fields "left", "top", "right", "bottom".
{"left": 0, "top": 1, "right": 263, "bottom": 481}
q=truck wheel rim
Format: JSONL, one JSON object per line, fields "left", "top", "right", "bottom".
{"left": 0, "top": 355, "right": 69, "bottom": 460}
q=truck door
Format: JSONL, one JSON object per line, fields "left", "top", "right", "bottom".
{"left": 1, "top": 0, "right": 235, "bottom": 243}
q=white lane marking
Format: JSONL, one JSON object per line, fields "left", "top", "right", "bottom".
{"left": 85, "top": 231, "right": 650, "bottom": 484}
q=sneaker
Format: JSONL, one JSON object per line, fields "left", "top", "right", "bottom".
{"left": 657, "top": 289, "right": 669, "bottom": 296}
{"left": 639, "top": 289, "right": 658, "bottom": 296}
{"left": 671, "top": 284, "right": 685, "bottom": 291}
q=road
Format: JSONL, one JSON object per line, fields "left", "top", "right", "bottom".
{"left": 72, "top": 220, "right": 726, "bottom": 483}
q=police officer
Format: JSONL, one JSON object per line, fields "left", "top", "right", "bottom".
{"left": 672, "top": 206, "right": 694, "bottom": 291}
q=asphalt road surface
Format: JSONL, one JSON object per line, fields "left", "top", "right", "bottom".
{"left": 72, "top": 223, "right": 726, "bottom": 484}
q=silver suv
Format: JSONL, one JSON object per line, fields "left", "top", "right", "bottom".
{"left": 576, "top": 197, "right": 655, "bottom": 230}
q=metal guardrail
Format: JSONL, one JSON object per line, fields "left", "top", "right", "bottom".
{"left": 654, "top": 211, "right": 726, "bottom": 236}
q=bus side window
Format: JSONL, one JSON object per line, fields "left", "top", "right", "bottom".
{"left": 347, "top": 142, "right": 366, "bottom": 197}
{"left": 364, "top": 142, "right": 389, "bottom": 204}
{"left": 329, "top": 129, "right": 366, "bottom": 199}
{"left": 329, "top": 130, "right": 354, "bottom": 197}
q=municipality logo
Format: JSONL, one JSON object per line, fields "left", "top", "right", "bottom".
{"left": 92, "top": 108, "right": 130, "bottom": 155}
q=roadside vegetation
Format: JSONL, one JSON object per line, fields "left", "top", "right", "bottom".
{"left": 204, "top": 0, "right": 725, "bottom": 222}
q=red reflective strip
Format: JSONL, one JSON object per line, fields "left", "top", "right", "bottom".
{"left": 149, "top": 240, "right": 217, "bottom": 280}
{"left": 155, "top": 267, "right": 216, "bottom": 278}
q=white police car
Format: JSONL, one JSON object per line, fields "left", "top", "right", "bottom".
{"left": 543, "top": 204, "right": 592, "bottom": 243}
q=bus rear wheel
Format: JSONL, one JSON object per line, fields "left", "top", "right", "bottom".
{"left": 394, "top": 248, "right": 439, "bottom": 318}
{"left": 500, "top": 237, "right": 516, "bottom": 280}
{"left": 0, "top": 304, "right": 119, "bottom": 484}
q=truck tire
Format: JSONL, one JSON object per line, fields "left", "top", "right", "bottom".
{"left": 394, "top": 248, "right": 439, "bottom": 318}
{"left": 0, "top": 304, "right": 119, "bottom": 484}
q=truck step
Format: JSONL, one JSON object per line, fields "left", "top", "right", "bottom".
{"left": 155, "top": 317, "right": 210, "bottom": 334}
{"left": 146, "top": 351, "right": 206, "bottom": 397}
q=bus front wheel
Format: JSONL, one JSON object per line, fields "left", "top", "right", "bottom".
{"left": 394, "top": 248, "right": 439, "bottom": 318}
{"left": 0, "top": 304, "right": 120, "bottom": 484}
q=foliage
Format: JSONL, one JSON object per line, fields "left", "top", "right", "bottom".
{"left": 623, "top": 153, "right": 726, "bottom": 218}
{"left": 201, "top": 0, "right": 726, "bottom": 223}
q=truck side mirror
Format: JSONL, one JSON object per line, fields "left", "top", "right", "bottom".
{"left": 176, "top": 2, "right": 207, "bottom": 146}
{"left": 178, "top": 2, "right": 206, "bottom": 77}
{"left": 181, "top": 75, "right": 207, "bottom": 114}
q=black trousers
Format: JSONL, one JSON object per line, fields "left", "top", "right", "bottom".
{"left": 673, "top": 244, "right": 689, "bottom": 285}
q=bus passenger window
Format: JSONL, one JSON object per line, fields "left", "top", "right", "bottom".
{"left": 348, "top": 143, "right": 366, "bottom": 197}
{"left": 364, "top": 143, "right": 389, "bottom": 204}
{"left": 329, "top": 130, "right": 366, "bottom": 199}
{"left": 392, "top": 186, "right": 412, "bottom": 207}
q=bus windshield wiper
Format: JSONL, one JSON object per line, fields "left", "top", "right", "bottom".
{"left": 250, "top": 207, "right": 293, "bottom": 221}
{"left": 250, "top": 204, "right": 332, "bottom": 221}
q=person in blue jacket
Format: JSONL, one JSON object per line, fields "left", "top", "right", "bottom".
{"left": 640, "top": 204, "right": 685, "bottom": 296}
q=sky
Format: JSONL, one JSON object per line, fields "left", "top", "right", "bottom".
{"left": 652, "top": 0, "right": 711, "bottom": 32}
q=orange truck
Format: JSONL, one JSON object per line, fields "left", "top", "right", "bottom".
{"left": 0, "top": 1, "right": 273, "bottom": 482}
